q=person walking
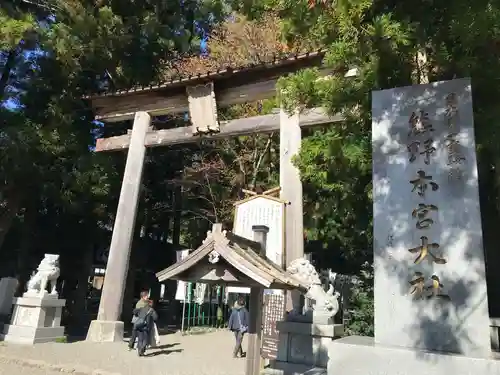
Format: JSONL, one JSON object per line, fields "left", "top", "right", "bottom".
{"left": 128, "top": 291, "right": 150, "bottom": 351}
{"left": 228, "top": 296, "right": 249, "bottom": 358}
{"left": 132, "top": 296, "right": 158, "bottom": 356}
{"left": 148, "top": 299, "right": 161, "bottom": 348}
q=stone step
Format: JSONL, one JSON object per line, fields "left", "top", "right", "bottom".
{"left": 262, "top": 361, "right": 326, "bottom": 375}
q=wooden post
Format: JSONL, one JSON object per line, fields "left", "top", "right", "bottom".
{"left": 172, "top": 185, "right": 182, "bottom": 247}
{"left": 279, "top": 107, "right": 304, "bottom": 313}
{"left": 86, "top": 111, "right": 150, "bottom": 342}
{"left": 245, "top": 225, "right": 268, "bottom": 375}
{"left": 246, "top": 286, "right": 264, "bottom": 375}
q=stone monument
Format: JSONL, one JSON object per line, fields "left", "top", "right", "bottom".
{"left": 265, "top": 258, "right": 343, "bottom": 375}
{"left": 327, "top": 78, "right": 500, "bottom": 374}
{"left": 0, "top": 277, "right": 18, "bottom": 328}
{"left": 0, "top": 254, "right": 66, "bottom": 344}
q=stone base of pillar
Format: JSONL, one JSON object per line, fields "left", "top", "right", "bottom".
{"left": 327, "top": 336, "right": 500, "bottom": 375}
{"left": 86, "top": 320, "right": 124, "bottom": 342}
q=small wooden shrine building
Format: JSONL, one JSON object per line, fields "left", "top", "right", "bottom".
{"left": 156, "top": 223, "right": 306, "bottom": 375}
{"left": 156, "top": 224, "right": 304, "bottom": 290}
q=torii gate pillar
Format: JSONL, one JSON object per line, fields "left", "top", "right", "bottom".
{"left": 280, "top": 108, "right": 304, "bottom": 312}
{"left": 86, "top": 111, "right": 150, "bottom": 342}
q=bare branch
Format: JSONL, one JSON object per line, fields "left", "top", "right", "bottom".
{"left": 182, "top": 209, "right": 214, "bottom": 224}
{"left": 161, "top": 13, "right": 309, "bottom": 80}
{"left": 251, "top": 136, "right": 273, "bottom": 188}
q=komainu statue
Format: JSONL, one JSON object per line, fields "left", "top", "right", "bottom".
{"left": 287, "top": 258, "right": 340, "bottom": 323}
{"left": 25, "top": 254, "right": 60, "bottom": 297}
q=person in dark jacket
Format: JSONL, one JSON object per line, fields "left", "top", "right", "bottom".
{"left": 227, "top": 296, "right": 249, "bottom": 358}
{"left": 128, "top": 291, "right": 150, "bottom": 351}
{"left": 132, "top": 298, "right": 158, "bottom": 356}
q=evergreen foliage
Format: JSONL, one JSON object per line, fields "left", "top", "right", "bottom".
{"left": 234, "top": 0, "right": 500, "bottom": 334}
{"left": 3, "top": 0, "right": 500, "bottom": 336}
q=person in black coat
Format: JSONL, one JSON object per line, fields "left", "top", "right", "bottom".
{"left": 132, "top": 299, "right": 159, "bottom": 356}
{"left": 128, "top": 291, "right": 150, "bottom": 351}
{"left": 227, "top": 296, "right": 249, "bottom": 358}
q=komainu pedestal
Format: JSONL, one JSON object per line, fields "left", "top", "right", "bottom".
{"left": 0, "top": 296, "right": 66, "bottom": 344}
{"left": 0, "top": 253, "right": 66, "bottom": 344}
{"left": 265, "top": 321, "right": 343, "bottom": 375}
{"left": 264, "top": 258, "right": 343, "bottom": 375}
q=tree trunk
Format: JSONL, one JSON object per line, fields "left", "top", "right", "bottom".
{"left": 0, "top": 192, "right": 21, "bottom": 253}
{"left": 0, "top": 48, "right": 18, "bottom": 102}
{"left": 68, "top": 245, "right": 94, "bottom": 336}
{"left": 484, "top": 157, "right": 500, "bottom": 317}
{"left": 172, "top": 186, "right": 182, "bottom": 250}
{"left": 160, "top": 217, "right": 170, "bottom": 243}
{"left": 15, "top": 203, "right": 35, "bottom": 296}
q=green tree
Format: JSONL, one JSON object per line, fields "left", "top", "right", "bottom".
{"left": 0, "top": 0, "right": 229, "bottom": 323}
{"left": 231, "top": 0, "right": 500, "bottom": 333}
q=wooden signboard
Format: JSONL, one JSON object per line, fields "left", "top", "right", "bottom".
{"left": 233, "top": 188, "right": 286, "bottom": 266}
{"left": 261, "top": 293, "right": 286, "bottom": 359}
{"left": 227, "top": 187, "right": 286, "bottom": 295}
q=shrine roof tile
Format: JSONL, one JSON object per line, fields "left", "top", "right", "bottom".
{"left": 85, "top": 49, "right": 327, "bottom": 100}
{"left": 155, "top": 227, "right": 305, "bottom": 291}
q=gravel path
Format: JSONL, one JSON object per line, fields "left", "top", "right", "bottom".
{"left": 0, "top": 361, "right": 69, "bottom": 375}
{"left": 0, "top": 330, "right": 246, "bottom": 375}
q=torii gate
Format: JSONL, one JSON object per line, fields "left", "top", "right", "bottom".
{"left": 84, "top": 50, "right": 348, "bottom": 342}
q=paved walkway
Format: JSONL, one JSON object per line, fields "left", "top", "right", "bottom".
{"left": 0, "top": 330, "right": 246, "bottom": 375}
